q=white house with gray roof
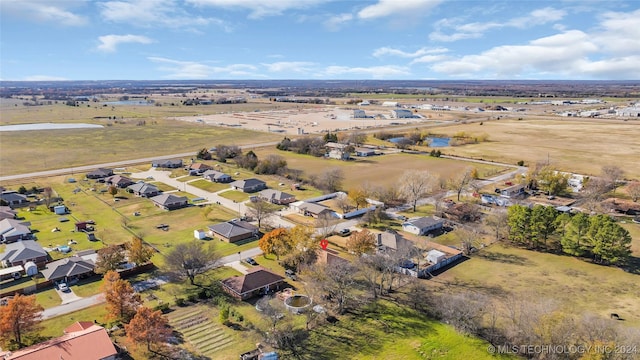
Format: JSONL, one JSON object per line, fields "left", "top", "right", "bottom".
{"left": 402, "top": 216, "right": 444, "bottom": 236}
{"left": 0, "top": 218, "right": 32, "bottom": 243}
{"left": 259, "top": 189, "right": 296, "bottom": 205}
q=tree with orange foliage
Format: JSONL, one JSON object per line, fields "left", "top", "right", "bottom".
{"left": 258, "top": 227, "right": 292, "bottom": 260}
{"left": 345, "top": 229, "right": 376, "bottom": 256}
{"left": 347, "top": 188, "right": 368, "bottom": 210}
{"left": 100, "top": 270, "right": 141, "bottom": 323}
{"left": 125, "top": 306, "right": 171, "bottom": 351}
{"left": 126, "top": 236, "right": 154, "bottom": 265}
{"left": 0, "top": 294, "right": 43, "bottom": 348}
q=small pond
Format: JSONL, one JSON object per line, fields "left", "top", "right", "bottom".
{"left": 387, "top": 136, "right": 450, "bottom": 147}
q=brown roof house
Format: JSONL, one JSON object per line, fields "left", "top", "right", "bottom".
{"left": 259, "top": 189, "right": 296, "bottom": 205}
{"left": 0, "top": 240, "right": 47, "bottom": 268}
{"left": 203, "top": 170, "right": 232, "bottom": 183}
{"left": 221, "top": 266, "right": 285, "bottom": 300}
{"left": 104, "top": 174, "right": 135, "bottom": 188}
{"left": 1, "top": 321, "right": 117, "bottom": 360}
{"left": 150, "top": 193, "right": 188, "bottom": 210}
{"left": 208, "top": 219, "right": 259, "bottom": 243}
{"left": 188, "top": 163, "right": 213, "bottom": 174}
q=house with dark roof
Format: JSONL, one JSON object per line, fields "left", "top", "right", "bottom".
{"left": 0, "top": 218, "right": 32, "bottom": 243}
{"left": 355, "top": 147, "right": 376, "bottom": 157}
{"left": 221, "top": 266, "right": 285, "bottom": 300}
{"left": 203, "top": 170, "right": 232, "bottom": 183}
{"left": 0, "top": 206, "right": 17, "bottom": 221}
{"left": 85, "top": 168, "right": 113, "bottom": 179}
{"left": 150, "top": 193, "right": 188, "bottom": 210}
{"left": 208, "top": 219, "right": 259, "bottom": 243}
{"left": 402, "top": 216, "right": 444, "bottom": 236}
{"left": 0, "top": 191, "right": 29, "bottom": 208}
{"left": 375, "top": 231, "right": 413, "bottom": 252}
{"left": 151, "top": 159, "right": 183, "bottom": 168}
{"left": 230, "top": 178, "right": 267, "bottom": 193}
{"left": 290, "top": 201, "right": 332, "bottom": 218}
{"left": 259, "top": 189, "right": 296, "bottom": 205}
{"left": 0, "top": 240, "right": 48, "bottom": 268}
{"left": 40, "top": 256, "right": 95, "bottom": 283}
{"left": 1, "top": 322, "right": 117, "bottom": 360}
{"left": 127, "top": 182, "right": 160, "bottom": 197}
{"left": 104, "top": 174, "right": 135, "bottom": 188}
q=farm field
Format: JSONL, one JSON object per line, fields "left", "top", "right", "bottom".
{"left": 428, "top": 117, "right": 640, "bottom": 178}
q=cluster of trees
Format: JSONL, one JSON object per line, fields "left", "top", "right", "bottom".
{"left": 258, "top": 226, "right": 318, "bottom": 270}
{"left": 507, "top": 205, "right": 632, "bottom": 265}
{"left": 0, "top": 294, "right": 44, "bottom": 349}
{"left": 94, "top": 237, "right": 154, "bottom": 274}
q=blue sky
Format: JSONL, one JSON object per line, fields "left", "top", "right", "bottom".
{"left": 1, "top": 0, "right": 639, "bottom": 81}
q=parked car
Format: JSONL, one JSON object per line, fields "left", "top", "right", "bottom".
{"left": 246, "top": 257, "right": 258, "bottom": 266}
{"left": 58, "top": 283, "right": 70, "bottom": 292}
{"left": 339, "top": 228, "right": 351, "bottom": 236}
{"left": 285, "top": 269, "right": 297, "bottom": 280}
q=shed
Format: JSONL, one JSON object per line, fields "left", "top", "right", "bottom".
{"left": 427, "top": 249, "right": 446, "bottom": 264}
{"left": 53, "top": 205, "right": 67, "bottom": 215}
{"left": 194, "top": 229, "right": 207, "bottom": 240}
{"left": 24, "top": 261, "right": 38, "bottom": 276}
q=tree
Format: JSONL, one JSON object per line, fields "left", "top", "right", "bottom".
{"left": 281, "top": 225, "right": 318, "bottom": 270}
{"left": 561, "top": 212, "right": 590, "bottom": 257}
{"left": 125, "top": 306, "right": 171, "bottom": 351}
{"left": 626, "top": 181, "right": 640, "bottom": 202}
{"left": 107, "top": 185, "right": 118, "bottom": 198}
{"left": 42, "top": 187, "right": 54, "bottom": 208}
{"left": 586, "top": 215, "right": 632, "bottom": 265}
{"left": 345, "top": 230, "right": 376, "bottom": 256}
{"left": 448, "top": 167, "right": 474, "bottom": 201}
{"left": 507, "top": 205, "right": 532, "bottom": 247}
{"left": 309, "top": 261, "right": 357, "bottom": 314}
{"left": 529, "top": 205, "right": 558, "bottom": 250}
{"left": 165, "top": 241, "right": 220, "bottom": 285}
{"left": 236, "top": 150, "right": 258, "bottom": 170}
{"left": 399, "top": 170, "right": 436, "bottom": 212}
{"left": 126, "top": 237, "right": 154, "bottom": 265}
{"left": 602, "top": 165, "right": 624, "bottom": 195}
{"left": 457, "top": 228, "right": 481, "bottom": 255}
{"left": 258, "top": 228, "right": 292, "bottom": 260}
{"left": 538, "top": 166, "right": 570, "bottom": 196}
{"left": 347, "top": 187, "right": 368, "bottom": 210}
{"left": 101, "top": 271, "right": 142, "bottom": 323}
{"left": 95, "top": 245, "right": 126, "bottom": 274}
{"left": 484, "top": 211, "right": 508, "bottom": 241}
{"left": 245, "top": 199, "right": 279, "bottom": 228}
{"left": 196, "top": 147, "right": 211, "bottom": 160}
{"left": 0, "top": 294, "right": 43, "bottom": 348}
{"left": 317, "top": 167, "right": 344, "bottom": 193}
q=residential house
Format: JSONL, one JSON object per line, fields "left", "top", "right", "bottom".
{"left": 0, "top": 206, "right": 17, "bottom": 220}
{"left": 375, "top": 231, "right": 413, "bottom": 253}
{"left": 355, "top": 147, "right": 376, "bottom": 157}
{"left": 230, "top": 178, "right": 267, "bottom": 193}
{"left": 444, "top": 203, "right": 481, "bottom": 222}
{"left": 0, "top": 240, "right": 48, "bottom": 268}
{"left": 0, "top": 218, "right": 32, "bottom": 243}
{"left": 151, "top": 159, "right": 183, "bottom": 168}
{"left": 127, "top": 182, "right": 160, "bottom": 197}
{"left": 420, "top": 242, "right": 464, "bottom": 277}
{"left": 208, "top": 219, "right": 259, "bottom": 243}
{"left": 316, "top": 248, "right": 349, "bottom": 266}
{"left": 259, "top": 189, "right": 296, "bottom": 205}
{"left": 292, "top": 201, "right": 332, "bottom": 218}
{"left": 150, "top": 194, "right": 188, "bottom": 210}
{"left": 221, "top": 266, "right": 285, "bottom": 300}
{"left": 40, "top": 256, "right": 95, "bottom": 283}
{"left": 0, "top": 191, "right": 29, "bottom": 208}
{"left": 1, "top": 322, "right": 117, "bottom": 360}
{"left": 188, "top": 163, "right": 212, "bottom": 174}
{"left": 85, "top": 168, "right": 113, "bottom": 180}
{"left": 500, "top": 184, "right": 526, "bottom": 198}
{"left": 104, "top": 174, "right": 134, "bottom": 188}
{"left": 203, "top": 170, "right": 232, "bottom": 183}
{"left": 402, "top": 216, "right": 444, "bottom": 236}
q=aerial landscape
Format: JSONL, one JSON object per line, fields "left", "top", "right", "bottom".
{"left": 1, "top": 1, "right": 639, "bottom": 360}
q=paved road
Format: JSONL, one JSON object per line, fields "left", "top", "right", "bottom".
{"left": 41, "top": 293, "right": 105, "bottom": 320}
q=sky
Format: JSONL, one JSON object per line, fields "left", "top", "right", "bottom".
{"left": 1, "top": 0, "right": 639, "bottom": 81}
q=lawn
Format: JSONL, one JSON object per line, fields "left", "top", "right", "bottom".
{"left": 189, "top": 179, "right": 231, "bottom": 192}
{"left": 218, "top": 190, "right": 250, "bottom": 202}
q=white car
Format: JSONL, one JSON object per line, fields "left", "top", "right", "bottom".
{"left": 58, "top": 283, "right": 70, "bottom": 292}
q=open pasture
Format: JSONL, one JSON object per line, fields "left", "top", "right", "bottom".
{"left": 429, "top": 117, "right": 640, "bottom": 178}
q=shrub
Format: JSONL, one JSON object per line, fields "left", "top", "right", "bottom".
{"left": 175, "top": 298, "right": 186, "bottom": 307}
{"left": 154, "top": 303, "right": 170, "bottom": 313}
{"left": 187, "top": 294, "right": 198, "bottom": 303}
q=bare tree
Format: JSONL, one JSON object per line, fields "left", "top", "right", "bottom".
{"left": 42, "top": 187, "right": 54, "bottom": 208}
{"left": 602, "top": 165, "right": 624, "bottom": 195}
{"left": 484, "top": 211, "right": 509, "bottom": 242}
{"left": 317, "top": 167, "right": 344, "bottom": 193}
{"left": 448, "top": 167, "right": 474, "bottom": 201}
{"left": 628, "top": 181, "right": 640, "bottom": 202}
{"left": 245, "top": 199, "right": 280, "bottom": 229}
{"left": 308, "top": 262, "right": 357, "bottom": 314}
{"left": 165, "top": 241, "right": 220, "bottom": 285}
{"left": 456, "top": 228, "right": 481, "bottom": 255}
{"left": 399, "top": 170, "right": 436, "bottom": 212}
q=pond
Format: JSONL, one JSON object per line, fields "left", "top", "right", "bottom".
{"left": 387, "top": 136, "right": 450, "bottom": 147}
{"left": 0, "top": 123, "right": 104, "bottom": 132}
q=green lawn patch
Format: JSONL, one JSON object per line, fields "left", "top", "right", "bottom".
{"left": 34, "top": 288, "right": 62, "bottom": 309}
{"left": 189, "top": 179, "right": 230, "bottom": 192}
{"left": 218, "top": 190, "right": 249, "bottom": 202}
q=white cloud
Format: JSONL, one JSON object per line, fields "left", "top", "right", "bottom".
{"left": 97, "top": 34, "right": 153, "bottom": 53}
{"left": 100, "top": 0, "right": 229, "bottom": 30}
{"left": 373, "top": 47, "right": 448, "bottom": 58}
{"left": 148, "top": 57, "right": 260, "bottom": 79}
{"left": 262, "top": 62, "right": 316, "bottom": 73}
{"left": 357, "top": 0, "right": 442, "bottom": 20}
{"left": 186, "top": 0, "right": 329, "bottom": 19}
{"left": 431, "top": 7, "right": 567, "bottom": 42}
{"left": 410, "top": 54, "right": 449, "bottom": 64}
{"left": 324, "top": 13, "right": 353, "bottom": 31}
{"left": 23, "top": 75, "right": 69, "bottom": 81}
{"left": 593, "top": 9, "right": 640, "bottom": 56}
{"left": 1, "top": 0, "right": 87, "bottom": 26}
{"left": 324, "top": 65, "right": 411, "bottom": 79}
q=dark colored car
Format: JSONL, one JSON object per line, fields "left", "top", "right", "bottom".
{"left": 246, "top": 257, "right": 258, "bottom": 265}
{"left": 339, "top": 228, "right": 351, "bottom": 236}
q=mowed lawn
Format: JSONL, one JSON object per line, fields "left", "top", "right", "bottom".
{"left": 437, "top": 242, "right": 640, "bottom": 327}
{"left": 254, "top": 149, "right": 508, "bottom": 190}
{"left": 429, "top": 118, "right": 640, "bottom": 178}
